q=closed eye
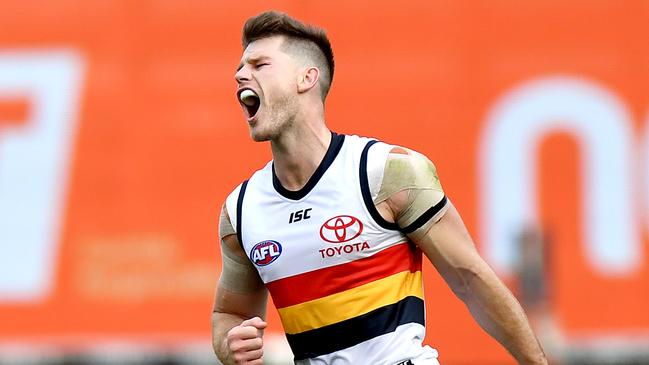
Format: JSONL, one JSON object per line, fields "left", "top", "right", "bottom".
{"left": 256, "top": 63, "right": 270, "bottom": 69}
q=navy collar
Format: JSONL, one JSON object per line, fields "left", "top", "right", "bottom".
{"left": 272, "top": 132, "right": 345, "bottom": 200}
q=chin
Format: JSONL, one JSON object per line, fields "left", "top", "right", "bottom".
{"left": 250, "top": 133, "right": 271, "bottom": 142}
{"left": 249, "top": 127, "right": 274, "bottom": 142}
{"left": 247, "top": 114, "right": 288, "bottom": 142}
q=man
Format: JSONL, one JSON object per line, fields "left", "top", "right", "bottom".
{"left": 212, "top": 10, "right": 547, "bottom": 365}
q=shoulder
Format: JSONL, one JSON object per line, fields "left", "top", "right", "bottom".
{"left": 362, "top": 140, "right": 443, "bottom": 201}
{"left": 349, "top": 135, "right": 394, "bottom": 200}
{"left": 378, "top": 146, "right": 449, "bottom": 238}
{"left": 223, "top": 161, "right": 272, "bottom": 231}
{"left": 224, "top": 161, "right": 273, "bottom": 207}
{"left": 383, "top": 146, "right": 443, "bottom": 191}
{"left": 223, "top": 182, "right": 245, "bottom": 234}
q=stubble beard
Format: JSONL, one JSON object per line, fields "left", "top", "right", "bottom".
{"left": 250, "top": 93, "right": 298, "bottom": 142}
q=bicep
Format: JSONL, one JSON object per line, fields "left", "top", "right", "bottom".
{"left": 413, "top": 201, "right": 490, "bottom": 296}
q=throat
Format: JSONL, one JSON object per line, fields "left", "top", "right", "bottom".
{"left": 271, "top": 131, "right": 343, "bottom": 200}
{"left": 273, "top": 159, "right": 316, "bottom": 192}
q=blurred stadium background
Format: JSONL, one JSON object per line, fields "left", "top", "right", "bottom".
{"left": 2, "top": 1, "right": 649, "bottom": 364}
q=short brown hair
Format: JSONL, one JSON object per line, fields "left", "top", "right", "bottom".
{"left": 242, "top": 11, "right": 335, "bottom": 101}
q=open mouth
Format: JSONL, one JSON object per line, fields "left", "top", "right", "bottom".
{"left": 238, "top": 88, "right": 261, "bottom": 119}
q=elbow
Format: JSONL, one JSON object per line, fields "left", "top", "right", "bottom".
{"left": 448, "top": 265, "right": 481, "bottom": 302}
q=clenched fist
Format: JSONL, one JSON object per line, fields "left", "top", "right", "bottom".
{"left": 225, "top": 317, "right": 268, "bottom": 365}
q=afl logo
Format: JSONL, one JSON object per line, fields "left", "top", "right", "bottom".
{"left": 320, "top": 215, "right": 364, "bottom": 243}
{"left": 250, "top": 240, "right": 282, "bottom": 266}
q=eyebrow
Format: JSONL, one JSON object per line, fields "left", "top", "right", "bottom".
{"left": 236, "top": 55, "right": 270, "bottom": 72}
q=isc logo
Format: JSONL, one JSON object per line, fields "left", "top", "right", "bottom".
{"left": 250, "top": 240, "right": 282, "bottom": 266}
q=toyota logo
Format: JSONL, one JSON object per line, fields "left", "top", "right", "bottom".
{"left": 319, "top": 215, "right": 363, "bottom": 243}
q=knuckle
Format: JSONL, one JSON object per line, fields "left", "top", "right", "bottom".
{"left": 250, "top": 348, "right": 264, "bottom": 359}
{"left": 228, "top": 341, "right": 242, "bottom": 352}
{"left": 226, "top": 327, "right": 240, "bottom": 340}
{"left": 227, "top": 325, "right": 249, "bottom": 341}
{"left": 232, "top": 352, "right": 245, "bottom": 362}
{"left": 227, "top": 338, "right": 243, "bottom": 351}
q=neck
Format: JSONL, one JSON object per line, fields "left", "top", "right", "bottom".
{"left": 271, "top": 113, "right": 331, "bottom": 192}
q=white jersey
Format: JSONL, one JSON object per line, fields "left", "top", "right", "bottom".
{"left": 225, "top": 133, "right": 440, "bottom": 365}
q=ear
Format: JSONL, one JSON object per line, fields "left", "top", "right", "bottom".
{"left": 297, "top": 66, "right": 320, "bottom": 94}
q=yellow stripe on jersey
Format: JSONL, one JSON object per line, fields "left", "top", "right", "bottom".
{"left": 278, "top": 270, "right": 423, "bottom": 334}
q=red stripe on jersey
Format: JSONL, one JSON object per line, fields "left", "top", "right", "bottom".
{"left": 267, "top": 242, "right": 422, "bottom": 309}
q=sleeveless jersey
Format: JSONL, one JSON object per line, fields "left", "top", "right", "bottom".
{"left": 225, "top": 133, "right": 440, "bottom": 365}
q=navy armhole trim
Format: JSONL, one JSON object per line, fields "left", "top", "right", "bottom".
{"left": 236, "top": 180, "right": 249, "bottom": 250}
{"left": 401, "top": 196, "right": 449, "bottom": 234}
{"left": 359, "top": 140, "right": 400, "bottom": 231}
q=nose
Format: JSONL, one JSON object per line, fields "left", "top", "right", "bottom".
{"left": 235, "top": 65, "right": 251, "bottom": 84}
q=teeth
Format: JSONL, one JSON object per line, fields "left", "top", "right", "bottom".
{"left": 239, "top": 89, "right": 258, "bottom": 106}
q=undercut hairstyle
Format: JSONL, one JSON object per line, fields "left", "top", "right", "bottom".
{"left": 242, "top": 11, "right": 335, "bottom": 101}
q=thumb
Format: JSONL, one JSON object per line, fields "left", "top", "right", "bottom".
{"left": 241, "top": 316, "right": 268, "bottom": 330}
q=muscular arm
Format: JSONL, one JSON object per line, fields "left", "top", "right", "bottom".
{"left": 212, "top": 205, "right": 268, "bottom": 364}
{"left": 376, "top": 148, "right": 547, "bottom": 365}
{"left": 416, "top": 202, "right": 545, "bottom": 364}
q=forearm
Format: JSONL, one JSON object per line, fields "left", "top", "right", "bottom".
{"left": 213, "top": 210, "right": 268, "bottom": 364}
{"left": 460, "top": 265, "right": 547, "bottom": 365}
{"left": 212, "top": 311, "right": 247, "bottom": 365}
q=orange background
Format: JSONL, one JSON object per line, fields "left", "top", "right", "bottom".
{"left": 1, "top": 1, "right": 649, "bottom": 364}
